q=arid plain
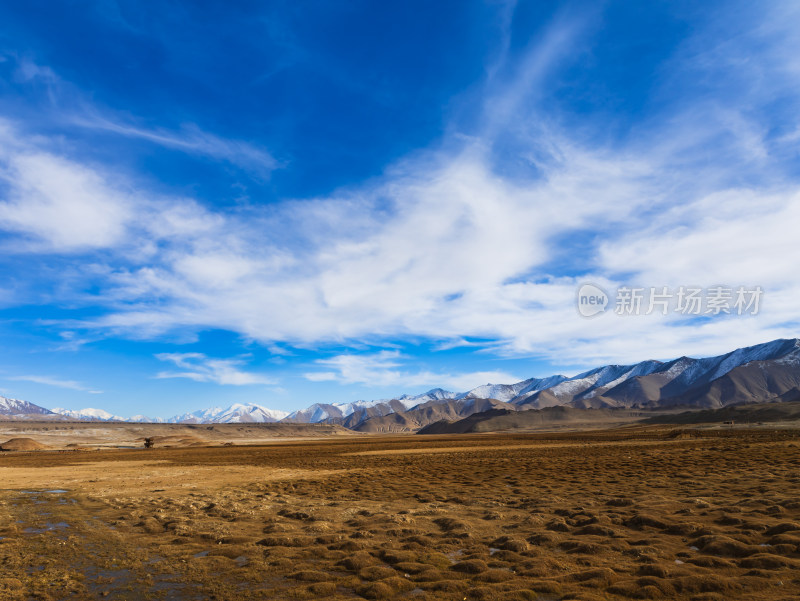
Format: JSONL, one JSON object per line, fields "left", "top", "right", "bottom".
{"left": 1, "top": 424, "right": 799, "bottom": 600}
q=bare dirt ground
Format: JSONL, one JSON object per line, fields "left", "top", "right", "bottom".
{"left": 1, "top": 427, "right": 799, "bottom": 600}
{"left": 0, "top": 421, "right": 355, "bottom": 450}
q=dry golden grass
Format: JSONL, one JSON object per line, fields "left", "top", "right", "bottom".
{"left": 0, "top": 428, "right": 799, "bottom": 600}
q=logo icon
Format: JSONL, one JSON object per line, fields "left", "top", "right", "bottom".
{"left": 576, "top": 282, "right": 609, "bottom": 318}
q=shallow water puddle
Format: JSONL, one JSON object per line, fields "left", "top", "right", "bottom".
{"left": 25, "top": 565, "right": 45, "bottom": 574}
{"left": 85, "top": 567, "right": 135, "bottom": 600}
{"left": 23, "top": 521, "right": 70, "bottom": 534}
{"left": 83, "top": 559, "right": 206, "bottom": 599}
{"left": 446, "top": 548, "right": 466, "bottom": 563}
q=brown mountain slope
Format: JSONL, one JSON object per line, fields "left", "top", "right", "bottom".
{"left": 597, "top": 371, "right": 685, "bottom": 407}
{"left": 642, "top": 401, "right": 800, "bottom": 425}
{"left": 353, "top": 398, "right": 515, "bottom": 433}
{"left": 417, "top": 406, "right": 649, "bottom": 434}
{"left": 337, "top": 399, "right": 419, "bottom": 429}
{"left": 772, "top": 387, "right": 800, "bottom": 403}
{"left": 654, "top": 360, "right": 800, "bottom": 409}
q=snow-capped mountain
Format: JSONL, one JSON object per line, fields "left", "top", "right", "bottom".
{"left": 513, "top": 339, "right": 800, "bottom": 410}
{"left": 459, "top": 381, "right": 531, "bottom": 402}
{"left": 658, "top": 339, "right": 800, "bottom": 398}
{"left": 0, "top": 395, "right": 53, "bottom": 416}
{"left": 460, "top": 376, "right": 568, "bottom": 403}
{"left": 395, "top": 388, "right": 459, "bottom": 406}
{"left": 51, "top": 407, "right": 125, "bottom": 421}
{"left": 128, "top": 415, "right": 166, "bottom": 423}
{"left": 7, "top": 338, "right": 800, "bottom": 426}
{"left": 284, "top": 389, "right": 459, "bottom": 424}
{"left": 515, "top": 361, "right": 664, "bottom": 408}
{"left": 38, "top": 403, "right": 287, "bottom": 424}
{"left": 211, "top": 403, "right": 289, "bottom": 423}
{"left": 169, "top": 403, "right": 289, "bottom": 424}
{"left": 168, "top": 406, "right": 227, "bottom": 424}
{"left": 283, "top": 403, "right": 342, "bottom": 423}
{"left": 284, "top": 401, "right": 393, "bottom": 424}
{"left": 410, "top": 387, "right": 458, "bottom": 402}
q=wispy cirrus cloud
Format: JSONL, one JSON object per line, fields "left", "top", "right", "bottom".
{"left": 9, "top": 375, "right": 102, "bottom": 394}
{"left": 155, "top": 353, "right": 275, "bottom": 386}
{"left": 13, "top": 56, "right": 59, "bottom": 85}
{"left": 72, "top": 117, "right": 280, "bottom": 180}
{"left": 2, "top": 54, "right": 279, "bottom": 180}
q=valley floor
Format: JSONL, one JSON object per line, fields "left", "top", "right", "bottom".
{"left": 1, "top": 428, "right": 799, "bottom": 600}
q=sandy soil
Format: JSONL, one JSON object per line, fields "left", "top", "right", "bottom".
{"left": 0, "top": 421, "right": 356, "bottom": 450}
{"left": 1, "top": 428, "right": 799, "bottom": 600}
{"left": 0, "top": 460, "right": 345, "bottom": 496}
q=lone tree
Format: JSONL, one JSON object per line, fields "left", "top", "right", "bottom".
{"left": 144, "top": 437, "right": 155, "bottom": 449}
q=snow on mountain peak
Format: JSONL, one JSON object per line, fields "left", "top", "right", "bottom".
{"left": 459, "top": 381, "right": 531, "bottom": 402}
{"left": 128, "top": 415, "right": 165, "bottom": 423}
{"left": 169, "top": 403, "right": 289, "bottom": 424}
{"left": 52, "top": 407, "right": 124, "bottom": 421}
{"left": 0, "top": 395, "right": 53, "bottom": 415}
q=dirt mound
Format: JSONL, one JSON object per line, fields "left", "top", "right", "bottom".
{"left": 0, "top": 437, "right": 51, "bottom": 451}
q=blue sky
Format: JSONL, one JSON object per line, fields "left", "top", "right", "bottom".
{"left": 1, "top": 1, "right": 799, "bottom": 418}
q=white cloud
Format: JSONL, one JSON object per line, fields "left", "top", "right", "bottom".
{"left": 9, "top": 375, "right": 102, "bottom": 394}
{"left": 0, "top": 120, "right": 230, "bottom": 254}
{"left": 1, "top": 5, "right": 800, "bottom": 372}
{"left": 598, "top": 189, "right": 800, "bottom": 287}
{"left": 303, "top": 351, "right": 522, "bottom": 391}
{"left": 0, "top": 143, "right": 133, "bottom": 251}
{"left": 155, "top": 353, "right": 276, "bottom": 386}
{"left": 267, "top": 344, "right": 295, "bottom": 356}
{"left": 73, "top": 141, "right": 658, "bottom": 351}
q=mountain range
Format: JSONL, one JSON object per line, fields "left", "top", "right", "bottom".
{"left": 0, "top": 396, "right": 54, "bottom": 416}
{"left": 2, "top": 338, "right": 800, "bottom": 431}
